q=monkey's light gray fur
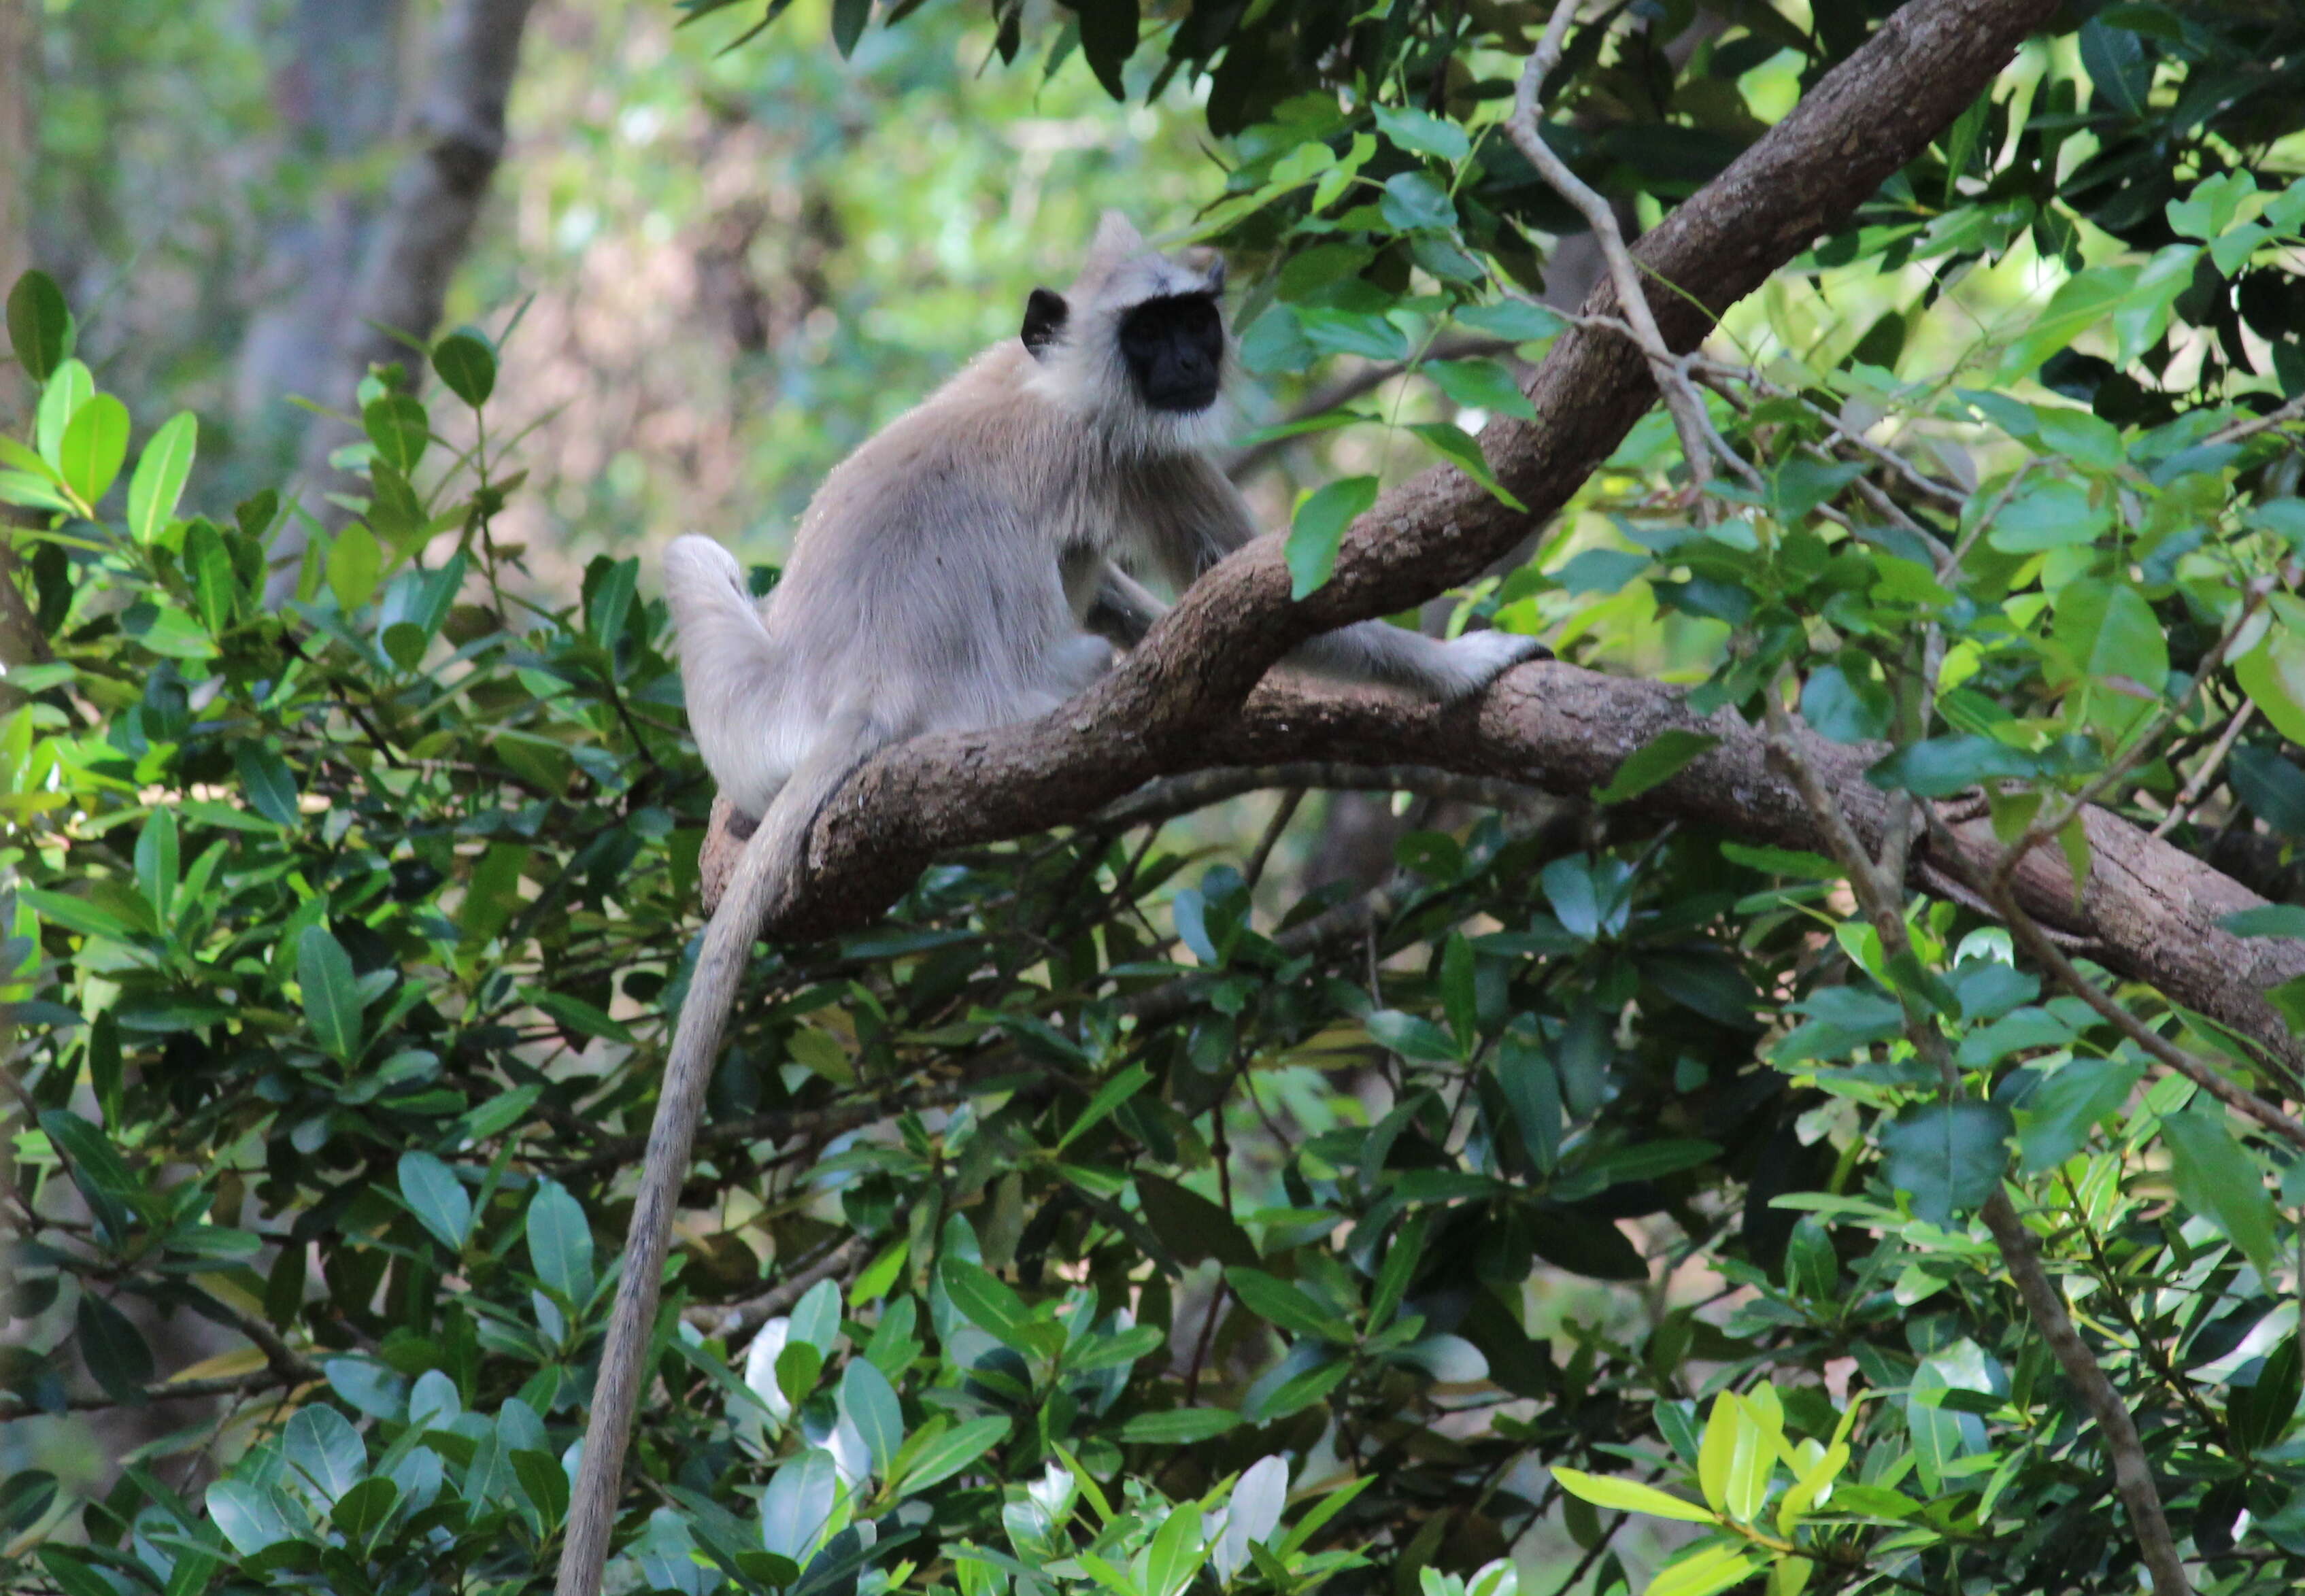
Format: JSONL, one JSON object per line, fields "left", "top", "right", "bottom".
{"left": 663, "top": 211, "right": 1543, "bottom": 901}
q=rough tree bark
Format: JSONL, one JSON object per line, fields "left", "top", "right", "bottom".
{"left": 269, "top": 0, "right": 537, "bottom": 594}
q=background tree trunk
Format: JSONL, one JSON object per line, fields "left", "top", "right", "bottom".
{"left": 232, "top": 0, "right": 409, "bottom": 473}
{"left": 269, "top": 0, "right": 538, "bottom": 595}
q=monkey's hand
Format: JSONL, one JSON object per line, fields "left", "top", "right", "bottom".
{"left": 1430, "top": 629, "right": 1551, "bottom": 700}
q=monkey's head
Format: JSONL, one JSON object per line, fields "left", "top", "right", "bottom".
{"left": 1020, "top": 211, "right": 1232, "bottom": 454}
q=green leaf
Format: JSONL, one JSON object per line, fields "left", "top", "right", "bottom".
{"left": 1409, "top": 422, "right": 1524, "bottom": 509}
{"left": 1594, "top": 730, "right": 1719, "bottom": 804}
{"left": 127, "top": 411, "right": 198, "bottom": 543}
{"left": 2230, "top": 1338, "right": 2301, "bottom": 1455}
{"left": 526, "top": 1178, "right": 594, "bottom": 1302}
{"left": 327, "top": 521, "right": 383, "bottom": 611}
{"left": 1224, "top": 1267, "right": 1353, "bottom": 1343}
{"left": 1058, "top": 1062, "right": 1151, "bottom": 1150}
{"left": 431, "top": 329, "right": 497, "bottom": 407}
{"left": 283, "top": 1404, "right": 366, "bottom": 1502}
{"left": 1549, "top": 1467, "right": 1717, "bottom": 1525}
{"left": 76, "top": 1289, "right": 155, "bottom": 1399}
{"left": 1645, "top": 1543, "right": 1768, "bottom": 1596}
{"left": 1119, "top": 1407, "right": 1240, "bottom": 1443}
{"left": 1285, "top": 475, "right": 1378, "bottom": 598}
{"left": 397, "top": 1150, "right": 473, "bottom": 1253}
{"left": 511, "top": 1449, "right": 570, "bottom": 1529}
{"left": 1372, "top": 105, "right": 1470, "bottom": 164}
{"left": 135, "top": 805, "right": 178, "bottom": 926}
{"left": 363, "top": 394, "right": 429, "bottom": 475}
{"left": 57, "top": 392, "right": 129, "bottom": 508}
{"left": 1365, "top": 1008, "right": 1460, "bottom": 1063}
{"left": 893, "top": 1414, "right": 1009, "bottom": 1494}
{"left": 941, "top": 1257, "right": 1037, "bottom": 1351}
{"left": 840, "top": 1357, "right": 903, "bottom": 1473}
{"left": 1864, "top": 735, "right": 2039, "bottom": 798}
{"left": 1298, "top": 309, "right": 1407, "bottom": 362}
{"left": 7, "top": 269, "right": 70, "bottom": 382}
{"left": 298, "top": 925, "right": 364, "bottom": 1062}
{"left": 1423, "top": 357, "right": 1537, "bottom": 420}
{"left": 329, "top": 1476, "right": 400, "bottom": 1547}
{"left": 1068, "top": 0, "right": 1137, "bottom": 99}
{"left": 2220, "top": 905, "right": 2305, "bottom": 940}
{"left": 1455, "top": 300, "right": 1564, "bottom": 344}
{"left": 2162, "top": 1108, "right": 2279, "bottom": 1277}
{"left": 1379, "top": 170, "right": 1456, "bottom": 233}
{"left": 233, "top": 743, "right": 301, "bottom": 826}
{"left": 1496, "top": 1034, "right": 1562, "bottom": 1174}
{"left": 2237, "top": 630, "right": 2305, "bottom": 746}
{"left": 1801, "top": 664, "right": 1893, "bottom": 744}
{"left": 1145, "top": 1501, "right": 1206, "bottom": 1596}
{"left": 204, "top": 1479, "right": 308, "bottom": 1556}
{"left": 2016, "top": 1057, "right": 2144, "bottom": 1172}
{"left": 1987, "top": 478, "right": 2110, "bottom": 554}
{"left": 39, "top": 1108, "right": 140, "bottom": 1244}
{"left": 1879, "top": 1101, "right": 2013, "bottom": 1223}
{"left": 35, "top": 358, "right": 91, "bottom": 467}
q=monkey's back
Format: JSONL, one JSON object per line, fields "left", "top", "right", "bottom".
{"left": 758, "top": 341, "right": 1118, "bottom": 741}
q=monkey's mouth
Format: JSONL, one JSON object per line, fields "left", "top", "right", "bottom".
{"left": 1143, "top": 379, "right": 1220, "bottom": 413}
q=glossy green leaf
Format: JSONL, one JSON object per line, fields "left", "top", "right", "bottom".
{"left": 397, "top": 1150, "right": 473, "bottom": 1253}
{"left": 57, "top": 393, "right": 129, "bottom": 508}
{"left": 2162, "top": 1108, "right": 2279, "bottom": 1276}
{"left": 1285, "top": 475, "right": 1378, "bottom": 598}
{"left": 7, "top": 269, "right": 70, "bottom": 382}
{"left": 127, "top": 411, "right": 197, "bottom": 543}
{"left": 298, "top": 925, "right": 363, "bottom": 1062}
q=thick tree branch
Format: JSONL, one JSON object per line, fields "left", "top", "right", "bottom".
{"left": 752, "top": 0, "right": 2068, "bottom": 943}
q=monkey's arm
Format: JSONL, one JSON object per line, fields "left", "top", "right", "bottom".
{"left": 1086, "top": 565, "right": 1166, "bottom": 647}
{"left": 1131, "top": 459, "right": 1546, "bottom": 699}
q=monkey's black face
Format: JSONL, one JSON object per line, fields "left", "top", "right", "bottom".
{"left": 1119, "top": 294, "right": 1224, "bottom": 413}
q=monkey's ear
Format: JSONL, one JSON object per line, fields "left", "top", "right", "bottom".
{"left": 1022, "top": 288, "right": 1069, "bottom": 358}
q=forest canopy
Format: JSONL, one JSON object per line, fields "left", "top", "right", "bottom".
{"left": 10, "top": 3, "right": 2305, "bottom": 1596}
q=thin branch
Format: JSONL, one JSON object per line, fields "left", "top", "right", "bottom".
{"left": 1761, "top": 679, "right": 2190, "bottom": 1596}
{"left": 2151, "top": 700, "right": 2254, "bottom": 840}
{"left": 682, "top": 1235, "right": 871, "bottom": 1344}
{"left": 1221, "top": 337, "right": 1518, "bottom": 481}
{"left": 0, "top": 1367, "right": 311, "bottom": 1422}
{"left": 1507, "top": 0, "right": 1721, "bottom": 502}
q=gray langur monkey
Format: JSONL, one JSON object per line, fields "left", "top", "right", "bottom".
{"left": 563, "top": 218, "right": 1554, "bottom": 1596}
{"left": 661, "top": 211, "right": 1545, "bottom": 904}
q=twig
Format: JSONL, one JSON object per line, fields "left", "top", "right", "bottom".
{"left": 1932, "top": 807, "right": 2305, "bottom": 1156}
{"left": 2150, "top": 701, "right": 2254, "bottom": 840}
{"left": 1242, "top": 788, "right": 1305, "bottom": 889}
{"left": 682, "top": 1234, "right": 871, "bottom": 1344}
{"left": 1221, "top": 337, "right": 1519, "bottom": 481}
{"left": 1762, "top": 681, "right": 2190, "bottom": 1596}
{"left": 1976, "top": 1191, "right": 2191, "bottom": 1596}
{"left": 2206, "top": 392, "right": 2305, "bottom": 447}
{"left": 1507, "top": 0, "right": 1720, "bottom": 503}
{"left": 0, "top": 1366, "right": 312, "bottom": 1421}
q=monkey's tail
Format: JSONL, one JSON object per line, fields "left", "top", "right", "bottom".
{"left": 664, "top": 534, "right": 788, "bottom": 814}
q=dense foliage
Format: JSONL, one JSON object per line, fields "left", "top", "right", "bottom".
{"left": 12, "top": 3, "right": 2305, "bottom": 1596}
